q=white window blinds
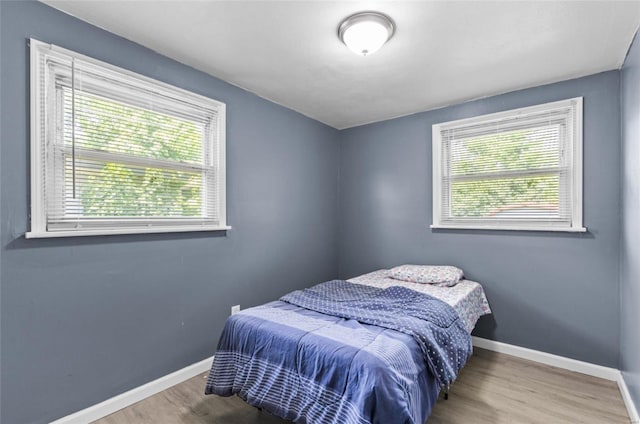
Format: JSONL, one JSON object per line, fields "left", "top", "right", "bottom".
{"left": 432, "top": 98, "right": 584, "bottom": 232}
{"left": 28, "top": 39, "right": 228, "bottom": 238}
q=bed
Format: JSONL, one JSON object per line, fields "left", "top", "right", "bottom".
{"left": 205, "top": 268, "right": 491, "bottom": 424}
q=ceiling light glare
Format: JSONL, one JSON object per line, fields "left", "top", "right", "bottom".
{"left": 338, "top": 12, "right": 395, "bottom": 56}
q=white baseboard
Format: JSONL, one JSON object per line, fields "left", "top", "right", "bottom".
{"left": 50, "top": 356, "right": 214, "bottom": 424}
{"left": 51, "top": 338, "right": 639, "bottom": 424}
{"left": 618, "top": 373, "right": 640, "bottom": 423}
{"left": 473, "top": 336, "right": 640, "bottom": 423}
{"left": 472, "top": 336, "right": 619, "bottom": 381}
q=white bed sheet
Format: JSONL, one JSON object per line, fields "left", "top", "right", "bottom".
{"left": 348, "top": 269, "right": 491, "bottom": 333}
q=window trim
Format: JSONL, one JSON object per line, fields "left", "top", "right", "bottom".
{"left": 431, "top": 97, "right": 586, "bottom": 233}
{"left": 27, "top": 39, "right": 230, "bottom": 238}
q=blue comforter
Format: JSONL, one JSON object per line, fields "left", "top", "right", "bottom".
{"left": 281, "top": 280, "right": 471, "bottom": 389}
{"left": 206, "top": 280, "right": 472, "bottom": 424}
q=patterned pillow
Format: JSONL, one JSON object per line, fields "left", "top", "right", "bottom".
{"left": 389, "top": 265, "right": 464, "bottom": 287}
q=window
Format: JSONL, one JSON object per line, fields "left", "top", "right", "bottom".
{"left": 431, "top": 98, "right": 584, "bottom": 232}
{"left": 28, "top": 39, "right": 228, "bottom": 238}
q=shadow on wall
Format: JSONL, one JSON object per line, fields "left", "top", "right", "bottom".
{"left": 430, "top": 227, "right": 595, "bottom": 240}
{"left": 473, "top": 287, "right": 613, "bottom": 365}
{"left": 4, "top": 230, "right": 229, "bottom": 250}
{"left": 473, "top": 313, "right": 497, "bottom": 340}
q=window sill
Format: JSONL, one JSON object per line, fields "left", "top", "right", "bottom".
{"left": 430, "top": 224, "right": 587, "bottom": 233}
{"left": 25, "top": 225, "right": 232, "bottom": 239}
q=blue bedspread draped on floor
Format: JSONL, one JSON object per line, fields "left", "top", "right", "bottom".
{"left": 206, "top": 280, "right": 472, "bottom": 424}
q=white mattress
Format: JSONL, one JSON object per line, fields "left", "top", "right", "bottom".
{"left": 348, "top": 269, "right": 491, "bottom": 333}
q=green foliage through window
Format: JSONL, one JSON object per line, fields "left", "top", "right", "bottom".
{"left": 62, "top": 89, "right": 206, "bottom": 218}
{"left": 448, "top": 128, "right": 561, "bottom": 218}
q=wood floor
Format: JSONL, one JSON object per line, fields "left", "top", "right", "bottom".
{"left": 93, "top": 348, "right": 630, "bottom": 424}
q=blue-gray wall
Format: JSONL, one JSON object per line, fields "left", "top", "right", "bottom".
{"left": 338, "top": 72, "right": 621, "bottom": 368}
{"left": 621, "top": 32, "right": 640, "bottom": 416}
{"left": 0, "top": 2, "right": 340, "bottom": 423}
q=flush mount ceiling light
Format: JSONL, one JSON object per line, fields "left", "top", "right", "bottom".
{"left": 338, "top": 12, "right": 395, "bottom": 56}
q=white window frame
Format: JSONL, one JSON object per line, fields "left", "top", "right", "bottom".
{"left": 431, "top": 97, "right": 585, "bottom": 233}
{"left": 27, "top": 39, "right": 229, "bottom": 238}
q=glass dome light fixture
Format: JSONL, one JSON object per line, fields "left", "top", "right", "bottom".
{"left": 338, "top": 11, "right": 395, "bottom": 56}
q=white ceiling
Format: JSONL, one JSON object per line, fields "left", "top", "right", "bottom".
{"left": 42, "top": 1, "right": 640, "bottom": 129}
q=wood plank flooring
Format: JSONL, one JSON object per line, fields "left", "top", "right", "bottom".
{"left": 94, "top": 348, "right": 630, "bottom": 424}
